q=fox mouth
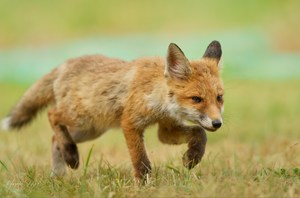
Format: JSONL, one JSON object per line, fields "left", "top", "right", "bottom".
{"left": 183, "top": 114, "right": 221, "bottom": 132}
{"left": 196, "top": 114, "right": 223, "bottom": 132}
{"left": 183, "top": 119, "right": 219, "bottom": 132}
{"left": 197, "top": 119, "right": 221, "bottom": 132}
{"left": 199, "top": 124, "right": 218, "bottom": 132}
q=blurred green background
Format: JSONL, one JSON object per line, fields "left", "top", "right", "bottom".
{"left": 0, "top": 0, "right": 300, "bottom": 83}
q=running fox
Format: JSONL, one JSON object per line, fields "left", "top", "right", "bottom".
{"left": 1, "top": 41, "right": 224, "bottom": 180}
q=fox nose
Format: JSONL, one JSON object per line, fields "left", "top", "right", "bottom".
{"left": 212, "top": 120, "right": 222, "bottom": 129}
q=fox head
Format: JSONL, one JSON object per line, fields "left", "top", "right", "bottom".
{"left": 165, "top": 41, "right": 224, "bottom": 132}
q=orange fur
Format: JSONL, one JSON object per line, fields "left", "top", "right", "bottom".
{"left": 2, "top": 41, "right": 224, "bottom": 180}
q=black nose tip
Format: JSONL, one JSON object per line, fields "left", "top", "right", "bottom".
{"left": 212, "top": 120, "right": 222, "bottom": 129}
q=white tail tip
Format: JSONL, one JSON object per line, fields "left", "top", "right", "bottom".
{"left": 1, "top": 117, "right": 11, "bottom": 131}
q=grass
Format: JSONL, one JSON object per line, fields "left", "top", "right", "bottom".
{"left": 83, "top": 144, "right": 94, "bottom": 178}
{"left": 0, "top": 79, "right": 299, "bottom": 197}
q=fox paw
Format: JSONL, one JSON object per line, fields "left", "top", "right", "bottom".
{"left": 50, "top": 170, "right": 66, "bottom": 178}
{"left": 182, "top": 150, "right": 202, "bottom": 169}
{"left": 62, "top": 143, "right": 79, "bottom": 169}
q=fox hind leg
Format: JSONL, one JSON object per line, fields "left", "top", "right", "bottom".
{"left": 58, "top": 125, "right": 79, "bottom": 169}
{"left": 51, "top": 135, "right": 66, "bottom": 177}
{"left": 48, "top": 108, "right": 80, "bottom": 173}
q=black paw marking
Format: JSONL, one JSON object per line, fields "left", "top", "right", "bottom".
{"left": 62, "top": 143, "right": 79, "bottom": 169}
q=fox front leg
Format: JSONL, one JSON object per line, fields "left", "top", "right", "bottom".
{"left": 121, "top": 120, "right": 151, "bottom": 181}
{"left": 182, "top": 126, "right": 207, "bottom": 169}
{"left": 158, "top": 121, "right": 207, "bottom": 169}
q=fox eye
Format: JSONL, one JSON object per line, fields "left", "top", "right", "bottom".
{"left": 217, "top": 95, "right": 223, "bottom": 102}
{"left": 192, "top": 96, "right": 203, "bottom": 103}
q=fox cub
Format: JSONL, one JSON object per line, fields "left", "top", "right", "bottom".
{"left": 2, "top": 41, "right": 224, "bottom": 180}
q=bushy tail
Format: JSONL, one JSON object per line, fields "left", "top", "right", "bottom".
{"left": 1, "top": 68, "right": 58, "bottom": 130}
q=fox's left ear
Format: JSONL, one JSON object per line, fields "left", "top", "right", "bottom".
{"left": 203, "top": 40, "right": 222, "bottom": 65}
{"left": 165, "top": 43, "right": 192, "bottom": 80}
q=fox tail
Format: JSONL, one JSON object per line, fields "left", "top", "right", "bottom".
{"left": 1, "top": 68, "right": 58, "bottom": 131}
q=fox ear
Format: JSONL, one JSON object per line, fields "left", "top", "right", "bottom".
{"left": 165, "top": 43, "right": 191, "bottom": 80}
{"left": 203, "top": 40, "right": 222, "bottom": 63}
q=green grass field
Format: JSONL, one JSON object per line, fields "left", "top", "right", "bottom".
{"left": 0, "top": 80, "right": 299, "bottom": 197}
